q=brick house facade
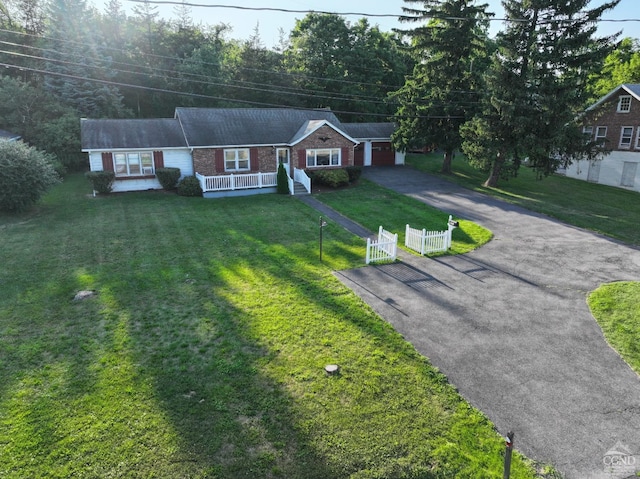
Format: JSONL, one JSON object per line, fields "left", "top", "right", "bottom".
{"left": 565, "top": 84, "right": 640, "bottom": 192}
{"left": 82, "top": 108, "right": 402, "bottom": 194}
{"left": 193, "top": 125, "right": 355, "bottom": 177}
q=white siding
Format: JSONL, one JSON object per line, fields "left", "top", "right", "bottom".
{"left": 565, "top": 151, "right": 640, "bottom": 192}
{"left": 88, "top": 149, "right": 193, "bottom": 192}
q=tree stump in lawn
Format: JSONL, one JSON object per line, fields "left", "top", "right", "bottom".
{"left": 325, "top": 364, "right": 340, "bottom": 376}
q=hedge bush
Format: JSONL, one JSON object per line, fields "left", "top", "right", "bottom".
{"left": 177, "top": 176, "right": 203, "bottom": 197}
{"left": 345, "top": 166, "right": 363, "bottom": 183}
{"left": 0, "top": 140, "right": 61, "bottom": 212}
{"left": 311, "top": 168, "right": 350, "bottom": 188}
{"left": 276, "top": 162, "right": 290, "bottom": 194}
{"left": 85, "top": 171, "right": 115, "bottom": 194}
{"left": 156, "top": 167, "right": 181, "bottom": 190}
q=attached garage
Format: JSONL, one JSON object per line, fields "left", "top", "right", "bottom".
{"left": 344, "top": 123, "right": 405, "bottom": 167}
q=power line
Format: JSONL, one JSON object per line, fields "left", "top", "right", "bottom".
{"left": 0, "top": 27, "right": 408, "bottom": 92}
{"left": 0, "top": 44, "right": 482, "bottom": 109}
{"left": 124, "top": 1, "right": 640, "bottom": 25}
{"left": 0, "top": 30, "right": 481, "bottom": 100}
{"left": 0, "top": 45, "right": 398, "bottom": 106}
{"left": 0, "top": 61, "right": 466, "bottom": 119}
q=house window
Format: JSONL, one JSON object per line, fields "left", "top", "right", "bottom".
{"left": 595, "top": 126, "right": 607, "bottom": 146}
{"left": 582, "top": 126, "right": 593, "bottom": 139}
{"left": 636, "top": 128, "right": 640, "bottom": 149}
{"left": 619, "top": 127, "right": 634, "bottom": 149}
{"left": 113, "top": 152, "right": 153, "bottom": 176}
{"left": 306, "top": 148, "right": 340, "bottom": 168}
{"left": 617, "top": 95, "right": 632, "bottom": 113}
{"left": 224, "top": 148, "right": 250, "bottom": 171}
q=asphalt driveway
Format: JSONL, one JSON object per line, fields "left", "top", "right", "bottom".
{"left": 334, "top": 166, "right": 640, "bottom": 479}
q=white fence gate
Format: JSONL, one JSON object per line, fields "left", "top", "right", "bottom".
{"left": 405, "top": 215, "right": 457, "bottom": 255}
{"left": 366, "top": 226, "right": 398, "bottom": 264}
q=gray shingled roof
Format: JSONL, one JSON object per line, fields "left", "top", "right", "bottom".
{"left": 587, "top": 84, "right": 640, "bottom": 111}
{"left": 624, "top": 84, "right": 640, "bottom": 97}
{"left": 175, "top": 108, "right": 345, "bottom": 147}
{"left": 342, "top": 123, "right": 395, "bottom": 140}
{"left": 81, "top": 118, "right": 187, "bottom": 150}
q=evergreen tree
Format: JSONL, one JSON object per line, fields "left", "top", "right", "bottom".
{"left": 461, "top": 0, "right": 620, "bottom": 187}
{"left": 132, "top": 0, "right": 159, "bottom": 54}
{"left": 44, "top": 0, "right": 128, "bottom": 117}
{"left": 392, "top": 0, "right": 490, "bottom": 174}
{"left": 0, "top": 1, "right": 11, "bottom": 26}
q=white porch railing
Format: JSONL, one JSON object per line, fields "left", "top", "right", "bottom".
{"left": 293, "top": 168, "right": 311, "bottom": 195}
{"left": 196, "top": 172, "right": 277, "bottom": 193}
{"left": 287, "top": 175, "right": 294, "bottom": 195}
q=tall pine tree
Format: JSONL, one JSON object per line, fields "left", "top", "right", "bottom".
{"left": 461, "top": 0, "right": 620, "bottom": 186}
{"left": 44, "top": 0, "right": 128, "bottom": 118}
{"left": 392, "top": 0, "right": 490, "bottom": 174}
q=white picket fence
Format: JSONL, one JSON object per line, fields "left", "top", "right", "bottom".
{"left": 366, "top": 226, "right": 398, "bottom": 264}
{"left": 405, "top": 215, "right": 456, "bottom": 255}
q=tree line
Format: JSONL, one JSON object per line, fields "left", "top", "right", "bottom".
{"left": 0, "top": 0, "right": 639, "bottom": 187}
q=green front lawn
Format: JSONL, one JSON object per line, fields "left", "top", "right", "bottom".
{"left": 407, "top": 152, "right": 640, "bottom": 246}
{"left": 315, "top": 179, "right": 492, "bottom": 255}
{"left": 588, "top": 282, "right": 640, "bottom": 375}
{"left": 0, "top": 174, "right": 540, "bottom": 478}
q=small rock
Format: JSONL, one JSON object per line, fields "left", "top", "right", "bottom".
{"left": 73, "top": 290, "right": 97, "bottom": 301}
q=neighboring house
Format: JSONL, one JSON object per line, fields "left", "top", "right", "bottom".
{"left": 81, "top": 108, "right": 404, "bottom": 197}
{"left": 0, "top": 129, "right": 21, "bottom": 142}
{"left": 565, "top": 84, "right": 640, "bottom": 192}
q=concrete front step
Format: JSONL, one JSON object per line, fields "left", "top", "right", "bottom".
{"left": 293, "top": 182, "right": 310, "bottom": 195}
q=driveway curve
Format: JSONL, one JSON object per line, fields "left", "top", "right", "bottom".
{"left": 335, "top": 166, "right": 640, "bottom": 479}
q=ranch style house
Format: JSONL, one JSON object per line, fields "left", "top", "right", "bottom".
{"left": 565, "top": 84, "right": 640, "bottom": 192}
{"left": 81, "top": 107, "right": 404, "bottom": 197}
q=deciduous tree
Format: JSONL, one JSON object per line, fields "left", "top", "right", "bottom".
{"left": 589, "top": 37, "right": 640, "bottom": 99}
{"left": 0, "top": 140, "right": 60, "bottom": 212}
{"left": 284, "top": 13, "right": 410, "bottom": 119}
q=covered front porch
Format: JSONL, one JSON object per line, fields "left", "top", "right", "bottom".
{"left": 195, "top": 168, "right": 311, "bottom": 198}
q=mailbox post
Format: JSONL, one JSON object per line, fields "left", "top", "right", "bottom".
{"left": 503, "top": 431, "right": 514, "bottom": 479}
{"left": 319, "top": 216, "right": 328, "bottom": 262}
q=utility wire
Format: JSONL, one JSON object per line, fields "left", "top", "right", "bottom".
{"left": 0, "top": 45, "right": 482, "bottom": 108}
{"left": 0, "top": 30, "right": 482, "bottom": 98}
{"left": 124, "top": 1, "right": 640, "bottom": 25}
{"left": 0, "top": 61, "right": 466, "bottom": 119}
{"left": 0, "top": 46, "right": 400, "bottom": 106}
{"left": 0, "top": 27, "right": 409, "bottom": 91}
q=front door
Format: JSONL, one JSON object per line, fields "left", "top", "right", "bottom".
{"left": 277, "top": 148, "right": 290, "bottom": 176}
{"left": 587, "top": 159, "right": 601, "bottom": 183}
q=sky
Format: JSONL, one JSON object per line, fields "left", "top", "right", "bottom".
{"left": 104, "top": 0, "right": 639, "bottom": 48}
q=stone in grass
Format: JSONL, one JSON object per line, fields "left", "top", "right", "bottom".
{"left": 73, "top": 290, "right": 98, "bottom": 301}
{"left": 324, "top": 364, "right": 340, "bottom": 376}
